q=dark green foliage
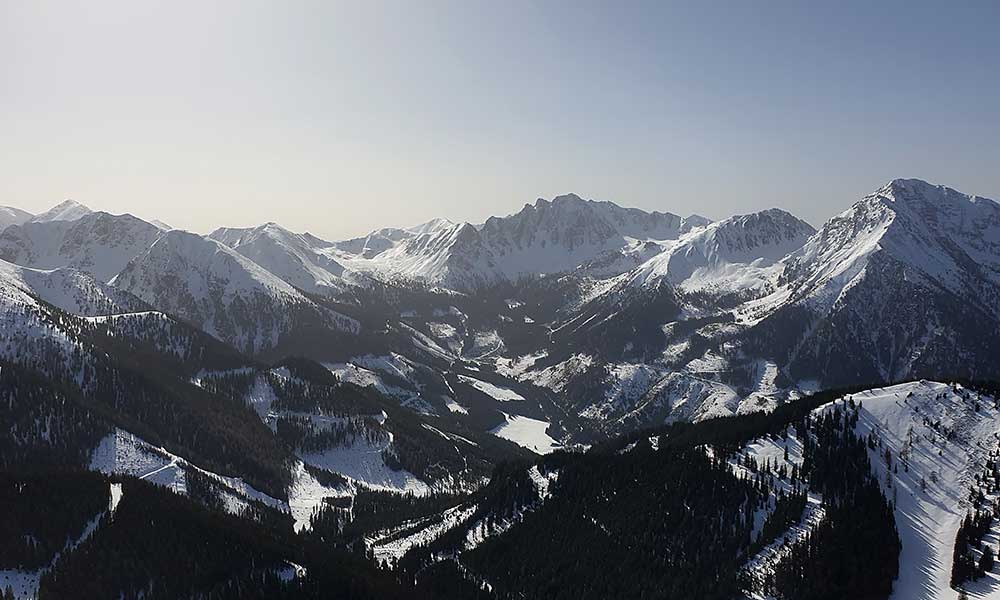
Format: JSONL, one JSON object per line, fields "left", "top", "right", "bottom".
{"left": 308, "top": 489, "right": 468, "bottom": 549}
{"left": 413, "top": 561, "right": 495, "bottom": 600}
{"left": 83, "top": 313, "right": 251, "bottom": 377}
{"left": 550, "top": 279, "right": 682, "bottom": 362}
{"left": 0, "top": 470, "right": 108, "bottom": 570}
{"left": 747, "top": 489, "right": 807, "bottom": 558}
{"left": 273, "top": 357, "right": 341, "bottom": 387}
{"left": 78, "top": 357, "right": 292, "bottom": 498}
{"left": 396, "top": 461, "right": 542, "bottom": 573}
{"left": 980, "top": 546, "right": 995, "bottom": 575}
{"left": 39, "top": 476, "right": 290, "bottom": 599}
{"left": 0, "top": 361, "right": 110, "bottom": 469}
{"left": 952, "top": 509, "right": 997, "bottom": 586}
{"left": 604, "top": 383, "right": 876, "bottom": 457}
{"left": 275, "top": 414, "right": 386, "bottom": 453}
{"left": 770, "top": 406, "right": 900, "bottom": 600}
{"left": 35, "top": 475, "right": 421, "bottom": 600}
{"left": 198, "top": 369, "right": 258, "bottom": 404}
{"left": 267, "top": 374, "right": 377, "bottom": 415}
{"left": 460, "top": 447, "right": 755, "bottom": 600}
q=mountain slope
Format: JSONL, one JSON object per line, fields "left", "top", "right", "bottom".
{"left": 0, "top": 259, "right": 145, "bottom": 316}
{"left": 112, "top": 230, "right": 358, "bottom": 354}
{"left": 29, "top": 199, "right": 93, "bottom": 223}
{"left": 475, "top": 193, "right": 709, "bottom": 277}
{"left": 633, "top": 208, "right": 815, "bottom": 293}
{"left": 209, "top": 223, "right": 348, "bottom": 295}
{"left": 0, "top": 211, "right": 164, "bottom": 282}
{"left": 744, "top": 179, "right": 1000, "bottom": 386}
{"left": 833, "top": 381, "right": 1000, "bottom": 600}
{"left": 0, "top": 206, "right": 33, "bottom": 231}
{"left": 333, "top": 194, "right": 710, "bottom": 291}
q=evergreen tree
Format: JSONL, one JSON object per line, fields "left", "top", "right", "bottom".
{"left": 980, "top": 546, "right": 995, "bottom": 575}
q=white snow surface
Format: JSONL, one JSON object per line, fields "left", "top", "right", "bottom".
{"left": 632, "top": 208, "right": 814, "bottom": 294}
{"left": 0, "top": 205, "right": 32, "bottom": 231}
{"left": 822, "top": 382, "right": 1000, "bottom": 600}
{"left": 209, "top": 222, "right": 348, "bottom": 296}
{"left": 518, "top": 354, "right": 593, "bottom": 393}
{"left": 29, "top": 199, "right": 92, "bottom": 223}
{"left": 368, "top": 504, "right": 478, "bottom": 564}
{"left": 0, "top": 210, "right": 163, "bottom": 283}
{"left": 457, "top": 374, "right": 526, "bottom": 402}
{"left": 112, "top": 229, "right": 358, "bottom": 353}
{"left": 300, "top": 437, "right": 431, "bottom": 497}
{"left": 742, "top": 179, "right": 1000, "bottom": 322}
{"left": 0, "top": 260, "right": 140, "bottom": 316}
{"left": 287, "top": 460, "right": 352, "bottom": 533}
{"left": 328, "top": 194, "right": 709, "bottom": 291}
{"left": 490, "top": 412, "right": 561, "bottom": 454}
{"left": 737, "top": 381, "right": 1000, "bottom": 600}
{"left": 90, "top": 428, "right": 287, "bottom": 515}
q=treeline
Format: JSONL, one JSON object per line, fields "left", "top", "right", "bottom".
{"left": 2, "top": 298, "right": 293, "bottom": 498}
{"left": 76, "top": 351, "right": 293, "bottom": 498}
{"left": 951, "top": 438, "right": 1000, "bottom": 590}
{"left": 275, "top": 415, "right": 388, "bottom": 454}
{"left": 459, "top": 447, "right": 757, "bottom": 600}
{"left": 380, "top": 390, "right": 907, "bottom": 600}
{"left": 30, "top": 472, "right": 426, "bottom": 600}
{"left": 767, "top": 405, "right": 901, "bottom": 599}
{"left": 952, "top": 510, "right": 997, "bottom": 587}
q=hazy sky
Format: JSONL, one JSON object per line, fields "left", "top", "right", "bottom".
{"left": 2, "top": 1, "right": 998, "bottom": 239}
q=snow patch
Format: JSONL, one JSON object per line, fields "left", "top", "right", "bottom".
{"left": 490, "top": 412, "right": 561, "bottom": 455}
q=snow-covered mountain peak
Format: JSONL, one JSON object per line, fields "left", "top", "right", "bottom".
{"left": 211, "top": 221, "right": 302, "bottom": 248}
{"left": 30, "top": 199, "right": 93, "bottom": 223}
{"left": 632, "top": 207, "right": 815, "bottom": 290}
{"left": 406, "top": 217, "right": 456, "bottom": 235}
{"left": 112, "top": 229, "right": 359, "bottom": 353}
{"left": 546, "top": 192, "right": 586, "bottom": 206}
{"left": 300, "top": 231, "right": 334, "bottom": 248}
{"left": 874, "top": 178, "right": 999, "bottom": 216}
{"left": 326, "top": 194, "right": 718, "bottom": 290}
{"left": 0, "top": 206, "right": 33, "bottom": 233}
{"left": 778, "top": 179, "right": 1000, "bottom": 313}
{"left": 124, "top": 229, "right": 303, "bottom": 298}
{"left": 0, "top": 210, "right": 165, "bottom": 283}
{"left": 208, "top": 222, "right": 347, "bottom": 294}
{"left": 0, "top": 258, "right": 144, "bottom": 316}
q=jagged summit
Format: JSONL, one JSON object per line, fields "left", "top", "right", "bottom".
{"left": 778, "top": 177, "right": 1000, "bottom": 314}
{"left": 733, "top": 178, "right": 1000, "bottom": 386}
{"left": 322, "top": 194, "right": 713, "bottom": 290}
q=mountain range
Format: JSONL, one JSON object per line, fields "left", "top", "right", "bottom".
{"left": 3, "top": 178, "right": 1000, "bottom": 600}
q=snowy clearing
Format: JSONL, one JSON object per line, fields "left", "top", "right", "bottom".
{"left": 490, "top": 412, "right": 561, "bottom": 454}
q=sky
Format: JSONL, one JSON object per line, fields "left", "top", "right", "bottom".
{"left": 1, "top": 0, "right": 998, "bottom": 240}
